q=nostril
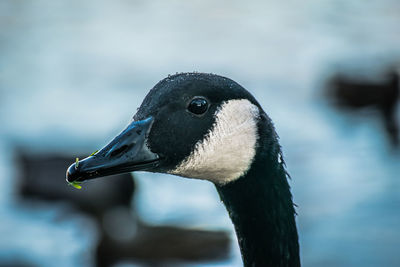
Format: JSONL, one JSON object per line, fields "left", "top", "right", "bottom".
{"left": 110, "top": 144, "right": 133, "bottom": 158}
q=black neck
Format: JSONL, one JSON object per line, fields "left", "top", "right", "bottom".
{"left": 215, "top": 136, "right": 300, "bottom": 267}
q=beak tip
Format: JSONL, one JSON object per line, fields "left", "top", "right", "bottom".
{"left": 66, "top": 163, "right": 79, "bottom": 183}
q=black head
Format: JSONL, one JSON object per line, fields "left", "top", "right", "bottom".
{"left": 66, "top": 73, "right": 267, "bottom": 185}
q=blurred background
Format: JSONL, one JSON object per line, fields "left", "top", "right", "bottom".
{"left": 1, "top": 0, "right": 400, "bottom": 266}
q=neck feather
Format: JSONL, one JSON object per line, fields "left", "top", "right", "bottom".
{"left": 215, "top": 130, "right": 300, "bottom": 267}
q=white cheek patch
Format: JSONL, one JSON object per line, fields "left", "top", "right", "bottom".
{"left": 169, "top": 99, "right": 260, "bottom": 185}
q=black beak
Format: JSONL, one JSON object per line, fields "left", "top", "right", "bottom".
{"left": 66, "top": 117, "right": 159, "bottom": 183}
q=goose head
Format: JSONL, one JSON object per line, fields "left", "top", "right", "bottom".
{"left": 66, "top": 73, "right": 265, "bottom": 186}
{"left": 66, "top": 72, "right": 300, "bottom": 267}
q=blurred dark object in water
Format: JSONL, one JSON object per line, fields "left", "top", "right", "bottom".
{"left": 0, "top": 261, "right": 36, "bottom": 267}
{"left": 97, "top": 220, "right": 230, "bottom": 267}
{"left": 16, "top": 151, "right": 230, "bottom": 266}
{"left": 17, "top": 152, "right": 134, "bottom": 220}
{"left": 327, "top": 69, "right": 400, "bottom": 146}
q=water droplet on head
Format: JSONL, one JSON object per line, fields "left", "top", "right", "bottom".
{"left": 278, "top": 154, "right": 283, "bottom": 164}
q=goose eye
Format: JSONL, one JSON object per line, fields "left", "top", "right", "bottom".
{"left": 187, "top": 98, "right": 208, "bottom": 115}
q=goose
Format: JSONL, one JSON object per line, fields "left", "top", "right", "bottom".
{"left": 66, "top": 73, "right": 300, "bottom": 267}
{"left": 327, "top": 70, "right": 399, "bottom": 146}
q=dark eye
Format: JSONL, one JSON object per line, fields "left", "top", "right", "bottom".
{"left": 187, "top": 98, "right": 209, "bottom": 115}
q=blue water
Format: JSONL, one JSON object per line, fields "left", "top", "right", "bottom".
{"left": 1, "top": 0, "right": 400, "bottom": 266}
